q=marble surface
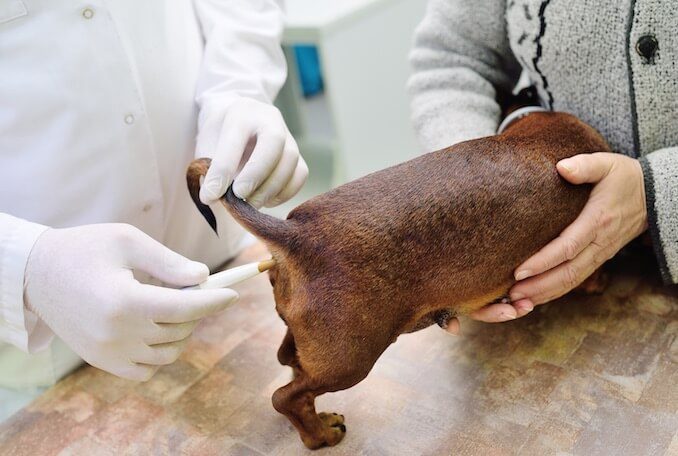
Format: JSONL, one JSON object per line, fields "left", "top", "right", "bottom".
{"left": 1, "top": 243, "right": 676, "bottom": 455}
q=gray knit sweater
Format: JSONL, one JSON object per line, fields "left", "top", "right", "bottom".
{"left": 408, "top": 0, "right": 678, "bottom": 284}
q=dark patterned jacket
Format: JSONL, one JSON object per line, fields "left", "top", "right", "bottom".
{"left": 408, "top": 0, "right": 678, "bottom": 284}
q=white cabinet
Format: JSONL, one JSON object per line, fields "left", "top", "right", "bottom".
{"left": 278, "top": 0, "right": 427, "bottom": 186}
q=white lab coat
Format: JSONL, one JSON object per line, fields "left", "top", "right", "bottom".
{"left": 0, "top": 0, "right": 287, "bottom": 389}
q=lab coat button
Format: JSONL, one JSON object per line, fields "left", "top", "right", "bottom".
{"left": 82, "top": 8, "right": 94, "bottom": 19}
{"left": 124, "top": 114, "right": 135, "bottom": 125}
{"left": 142, "top": 203, "right": 153, "bottom": 212}
{"left": 636, "top": 34, "right": 658, "bottom": 64}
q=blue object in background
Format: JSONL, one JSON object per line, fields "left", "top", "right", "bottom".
{"left": 294, "top": 45, "right": 323, "bottom": 97}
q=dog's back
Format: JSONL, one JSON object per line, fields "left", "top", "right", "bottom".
{"left": 189, "top": 111, "right": 608, "bottom": 334}
{"left": 187, "top": 111, "right": 610, "bottom": 448}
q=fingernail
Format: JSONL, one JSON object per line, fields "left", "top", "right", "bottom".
{"left": 444, "top": 318, "right": 460, "bottom": 335}
{"left": 232, "top": 180, "right": 256, "bottom": 199}
{"left": 515, "top": 269, "right": 532, "bottom": 281}
{"left": 247, "top": 196, "right": 265, "bottom": 209}
{"left": 218, "top": 292, "right": 239, "bottom": 308}
{"left": 516, "top": 303, "right": 534, "bottom": 316}
{"left": 190, "top": 262, "right": 209, "bottom": 280}
{"left": 559, "top": 159, "right": 577, "bottom": 174}
{"left": 446, "top": 324, "right": 460, "bottom": 336}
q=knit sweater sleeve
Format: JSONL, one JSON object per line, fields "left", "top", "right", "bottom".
{"left": 407, "top": 0, "right": 521, "bottom": 152}
{"left": 639, "top": 147, "right": 678, "bottom": 284}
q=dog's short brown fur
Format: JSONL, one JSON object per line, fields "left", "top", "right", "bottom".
{"left": 187, "top": 112, "right": 610, "bottom": 449}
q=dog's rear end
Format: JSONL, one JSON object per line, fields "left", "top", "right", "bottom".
{"left": 187, "top": 111, "right": 610, "bottom": 449}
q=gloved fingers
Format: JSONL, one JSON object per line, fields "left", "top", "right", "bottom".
{"left": 144, "top": 320, "right": 199, "bottom": 345}
{"left": 199, "top": 123, "right": 252, "bottom": 204}
{"left": 247, "top": 137, "right": 300, "bottom": 208}
{"left": 131, "top": 338, "right": 190, "bottom": 366}
{"left": 265, "top": 157, "right": 309, "bottom": 207}
{"left": 232, "top": 130, "right": 287, "bottom": 200}
{"left": 111, "top": 362, "right": 159, "bottom": 382}
{"left": 123, "top": 227, "right": 209, "bottom": 287}
{"left": 133, "top": 284, "right": 238, "bottom": 323}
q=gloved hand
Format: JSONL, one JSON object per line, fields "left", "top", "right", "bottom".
{"left": 196, "top": 97, "right": 308, "bottom": 208}
{"left": 24, "top": 223, "right": 238, "bottom": 381}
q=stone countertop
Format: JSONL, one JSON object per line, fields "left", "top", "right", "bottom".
{"left": 1, "top": 243, "right": 676, "bottom": 455}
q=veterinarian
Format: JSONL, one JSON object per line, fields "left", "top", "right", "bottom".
{"left": 409, "top": 0, "right": 677, "bottom": 333}
{"left": 0, "top": 0, "right": 306, "bottom": 415}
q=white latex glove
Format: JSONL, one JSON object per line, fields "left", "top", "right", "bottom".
{"left": 24, "top": 224, "right": 238, "bottom": 381}
{"left": 197, "top": 97, "right": 308, "bottom": 208}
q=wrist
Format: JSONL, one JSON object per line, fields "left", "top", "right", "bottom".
{"left": 23, "top": 227, "right": 57, "bottom": 314}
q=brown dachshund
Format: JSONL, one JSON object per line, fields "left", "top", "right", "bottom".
{"left": 187, "top": 112, "right": 609, "bottom": 449}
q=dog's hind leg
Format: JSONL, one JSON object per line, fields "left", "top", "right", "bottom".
{"left": 271, "top": 292, "right": 389, "bottom": 448}
{"left": 272, "top": 373, "right": 346, "bottom": 449}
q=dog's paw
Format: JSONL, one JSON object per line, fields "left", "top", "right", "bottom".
{"left": 319, "top": 412, "right": 346, "bottom": 446}
{"left": 319, "top": 412, "right": 345, "bottom": 427}
{"left": 301, "top": 414, "right": 346, "bottom": 449}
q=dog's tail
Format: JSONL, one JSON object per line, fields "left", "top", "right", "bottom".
{"left": 186, "top": 158, "right": 293, "bottom": 247}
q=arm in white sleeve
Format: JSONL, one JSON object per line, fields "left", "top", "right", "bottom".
{"left": 0, "top": 213, "right": 53, "bottom": 353}
{"left": 193, "top": 0, "right": 287, "bottom": 112}
{"left": 407, "top": 0, "right": 522, "bottom": 152}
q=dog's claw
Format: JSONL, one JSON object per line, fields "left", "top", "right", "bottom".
{"left": 313, "top": 412, "right": 346, "bottom": 447}
{"left": 319, "top": 412, "right": 345, "bottom": 427}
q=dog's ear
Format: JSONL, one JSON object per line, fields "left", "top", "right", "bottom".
{"left": 186, "top": 158, "right": 218, "bottom": 235}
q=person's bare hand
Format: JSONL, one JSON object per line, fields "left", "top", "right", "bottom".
{"left": 443, "top": 152, "right": 647, "bottom": 335}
